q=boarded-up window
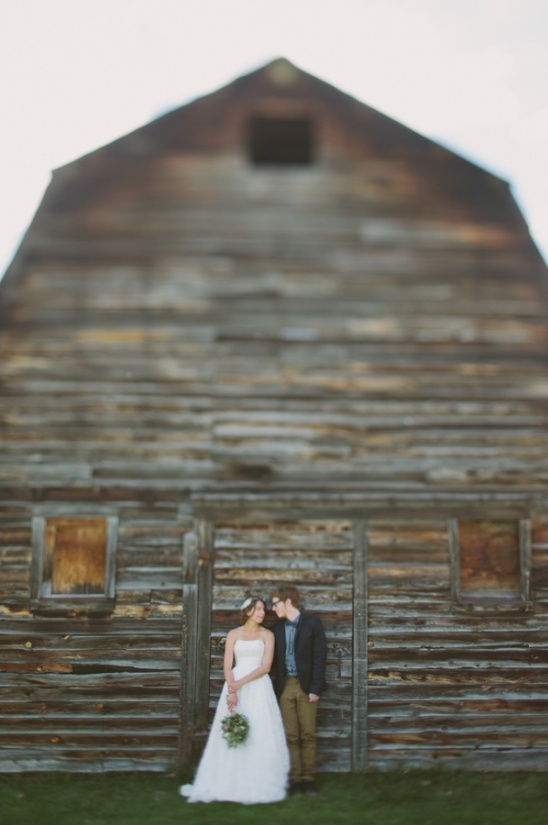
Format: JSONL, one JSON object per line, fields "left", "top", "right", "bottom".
{"left": 449, "top": 519, "right": 531, "bottom": 609}
{"left": 31, "top": 516, "right": 117, "bottom": 613}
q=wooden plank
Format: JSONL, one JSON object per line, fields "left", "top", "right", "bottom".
{"left": 195, "top": 519, "right": 214, "bottom": 736}
{"left": 351, "top": 520, "right": 368, "bottom": 771}
{"left": 178, "top": 530, "right": 198, "bottom": 768}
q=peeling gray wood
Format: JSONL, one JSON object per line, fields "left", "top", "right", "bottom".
{"left": 178, "top": 529, "right": 199, "bottom": 767}
{"left": 351, "top": 520, "right": 368, "bottom": 771}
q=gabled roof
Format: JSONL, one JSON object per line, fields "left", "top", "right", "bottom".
{"left": 54, "top": 57, "right": 501, "bottom": 174}
{"left": 1, "top": 57, "right": 545, "bottom": 314}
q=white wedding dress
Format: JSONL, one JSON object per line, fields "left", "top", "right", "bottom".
{"left": 179, "top": 638, "right": 289, "bottom": 804}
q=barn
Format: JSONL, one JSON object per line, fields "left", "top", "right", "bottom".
{"left": 1, "top": 57, "right": 547, "bottom": 773}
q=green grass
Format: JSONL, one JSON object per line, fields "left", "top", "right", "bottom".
{"left": 1, "top": 769, "right": 547, "bottom": 825}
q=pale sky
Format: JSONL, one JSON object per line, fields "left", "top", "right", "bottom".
{"left": 1, "top": 0, "right": 547, "bottom": 280}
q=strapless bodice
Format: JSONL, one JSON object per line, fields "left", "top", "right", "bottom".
{"left": 233, "top": 638, "right": 265, "bottom": 674}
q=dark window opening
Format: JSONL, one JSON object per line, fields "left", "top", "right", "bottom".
{"left": 248, "top": 117, "right": 314, "bottom": 165}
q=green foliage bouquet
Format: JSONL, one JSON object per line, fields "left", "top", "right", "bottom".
{"left": 221, "top": 711, "right": 250, "bottom": 748}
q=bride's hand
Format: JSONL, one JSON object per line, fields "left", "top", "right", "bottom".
{"left": 227, "top": 692, "right": 238, "bottom": 710}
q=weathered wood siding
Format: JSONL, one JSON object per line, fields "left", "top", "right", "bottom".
{"left": 366, "top": 517, "right": 548, "bottom": 769}
{"left": 1, "top": 59, "right": 547, "bottom": 771}
{"left": 1, "top": 174, "right": 547, "bottom": 493}
{"left": 187, "top": 496, "right": 548, "bottom": 771}
{"left": 0, "top": 505, "right": 191, "bottom": 771}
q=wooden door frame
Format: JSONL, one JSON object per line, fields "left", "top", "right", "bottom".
{"left": 178, "top": 504, "right": 369, "bottom": 772}
{"left": 178, "top": 520, "right": 214, "bottom": 768}
{"left": 352, "top": 519, "right": 368, "bottom": 771}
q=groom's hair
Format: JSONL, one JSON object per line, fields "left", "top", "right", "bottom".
{"left": 271, "top": 584, "right": 301, "bottom": 609}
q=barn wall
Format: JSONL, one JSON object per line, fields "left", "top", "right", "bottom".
{"left": 1, "top": 497, "right": 548, "bottom": 771}
{"left": 1, "top": 156, "right": 547, "bottom": 495}
{"left": 0, "top": 501, "right": 191, "bottom": 772}
{"left": 188, "top": 497, "right": 548, "bottom": 771}
{"left": 366, "top": 516, "right": 548, "bottom": 770}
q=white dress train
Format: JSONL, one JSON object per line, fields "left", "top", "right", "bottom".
{"left": 179, "top": 638, "right": 289, "bottom": 804}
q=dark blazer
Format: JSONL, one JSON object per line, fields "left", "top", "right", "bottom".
{"left": 271, "top": 613, "right": 328, "bottom": 698}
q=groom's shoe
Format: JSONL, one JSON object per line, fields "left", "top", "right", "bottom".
{"left": 289, "top": 781, "right": 303, "bottom": 796}
{"left": 303, "top": 781, "right": 319, "bottom": 796}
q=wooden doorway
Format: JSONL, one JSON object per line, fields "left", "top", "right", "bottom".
{"left": 180, "top": 516, "right": 368, "bottom": 772}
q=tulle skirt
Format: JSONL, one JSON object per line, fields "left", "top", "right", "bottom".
{"left": 180, "top": 641, "right": 289, "bottom": 804}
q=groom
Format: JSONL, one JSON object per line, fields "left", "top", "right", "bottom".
{"left": 270, "top": 584, "right": 327, "bottom": 797}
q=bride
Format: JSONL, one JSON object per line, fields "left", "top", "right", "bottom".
{"left": 179, "top": 596, "right": 289, "bottom": 804}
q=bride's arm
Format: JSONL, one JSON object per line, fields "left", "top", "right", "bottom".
{"left": 223, "top": 630, "right": 237, "bottom": 689}
{"left": 230, "top": 632, "right": 275, "bottom": 694}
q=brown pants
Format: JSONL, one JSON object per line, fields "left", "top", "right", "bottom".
{"left": 279, "top": 676, "right": 318, "bottom": 783}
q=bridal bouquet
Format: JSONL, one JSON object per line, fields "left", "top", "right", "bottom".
{"left": 221, "top": 711, "right": 250, "bottom": 748}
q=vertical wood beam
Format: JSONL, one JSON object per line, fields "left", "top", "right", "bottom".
{"left": 30, "top": 517, "right": 46, "bottom": 603}
{"left": 178, "top": 529, "right": 199, "bottom": 769}
{"left": 178, "top": 521, "right": 215, "bottom": 769}
{"left": 352, "top": 519, "right": 368, "bottom": 771}
{"left": 195, "top": 519, "right": 214, "bottom": 731}
{"left": 448, "top": 518, "right": 460, "bottom": 605}
{"left": 520, "top": 518, "right": 532, "bottom": 608}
